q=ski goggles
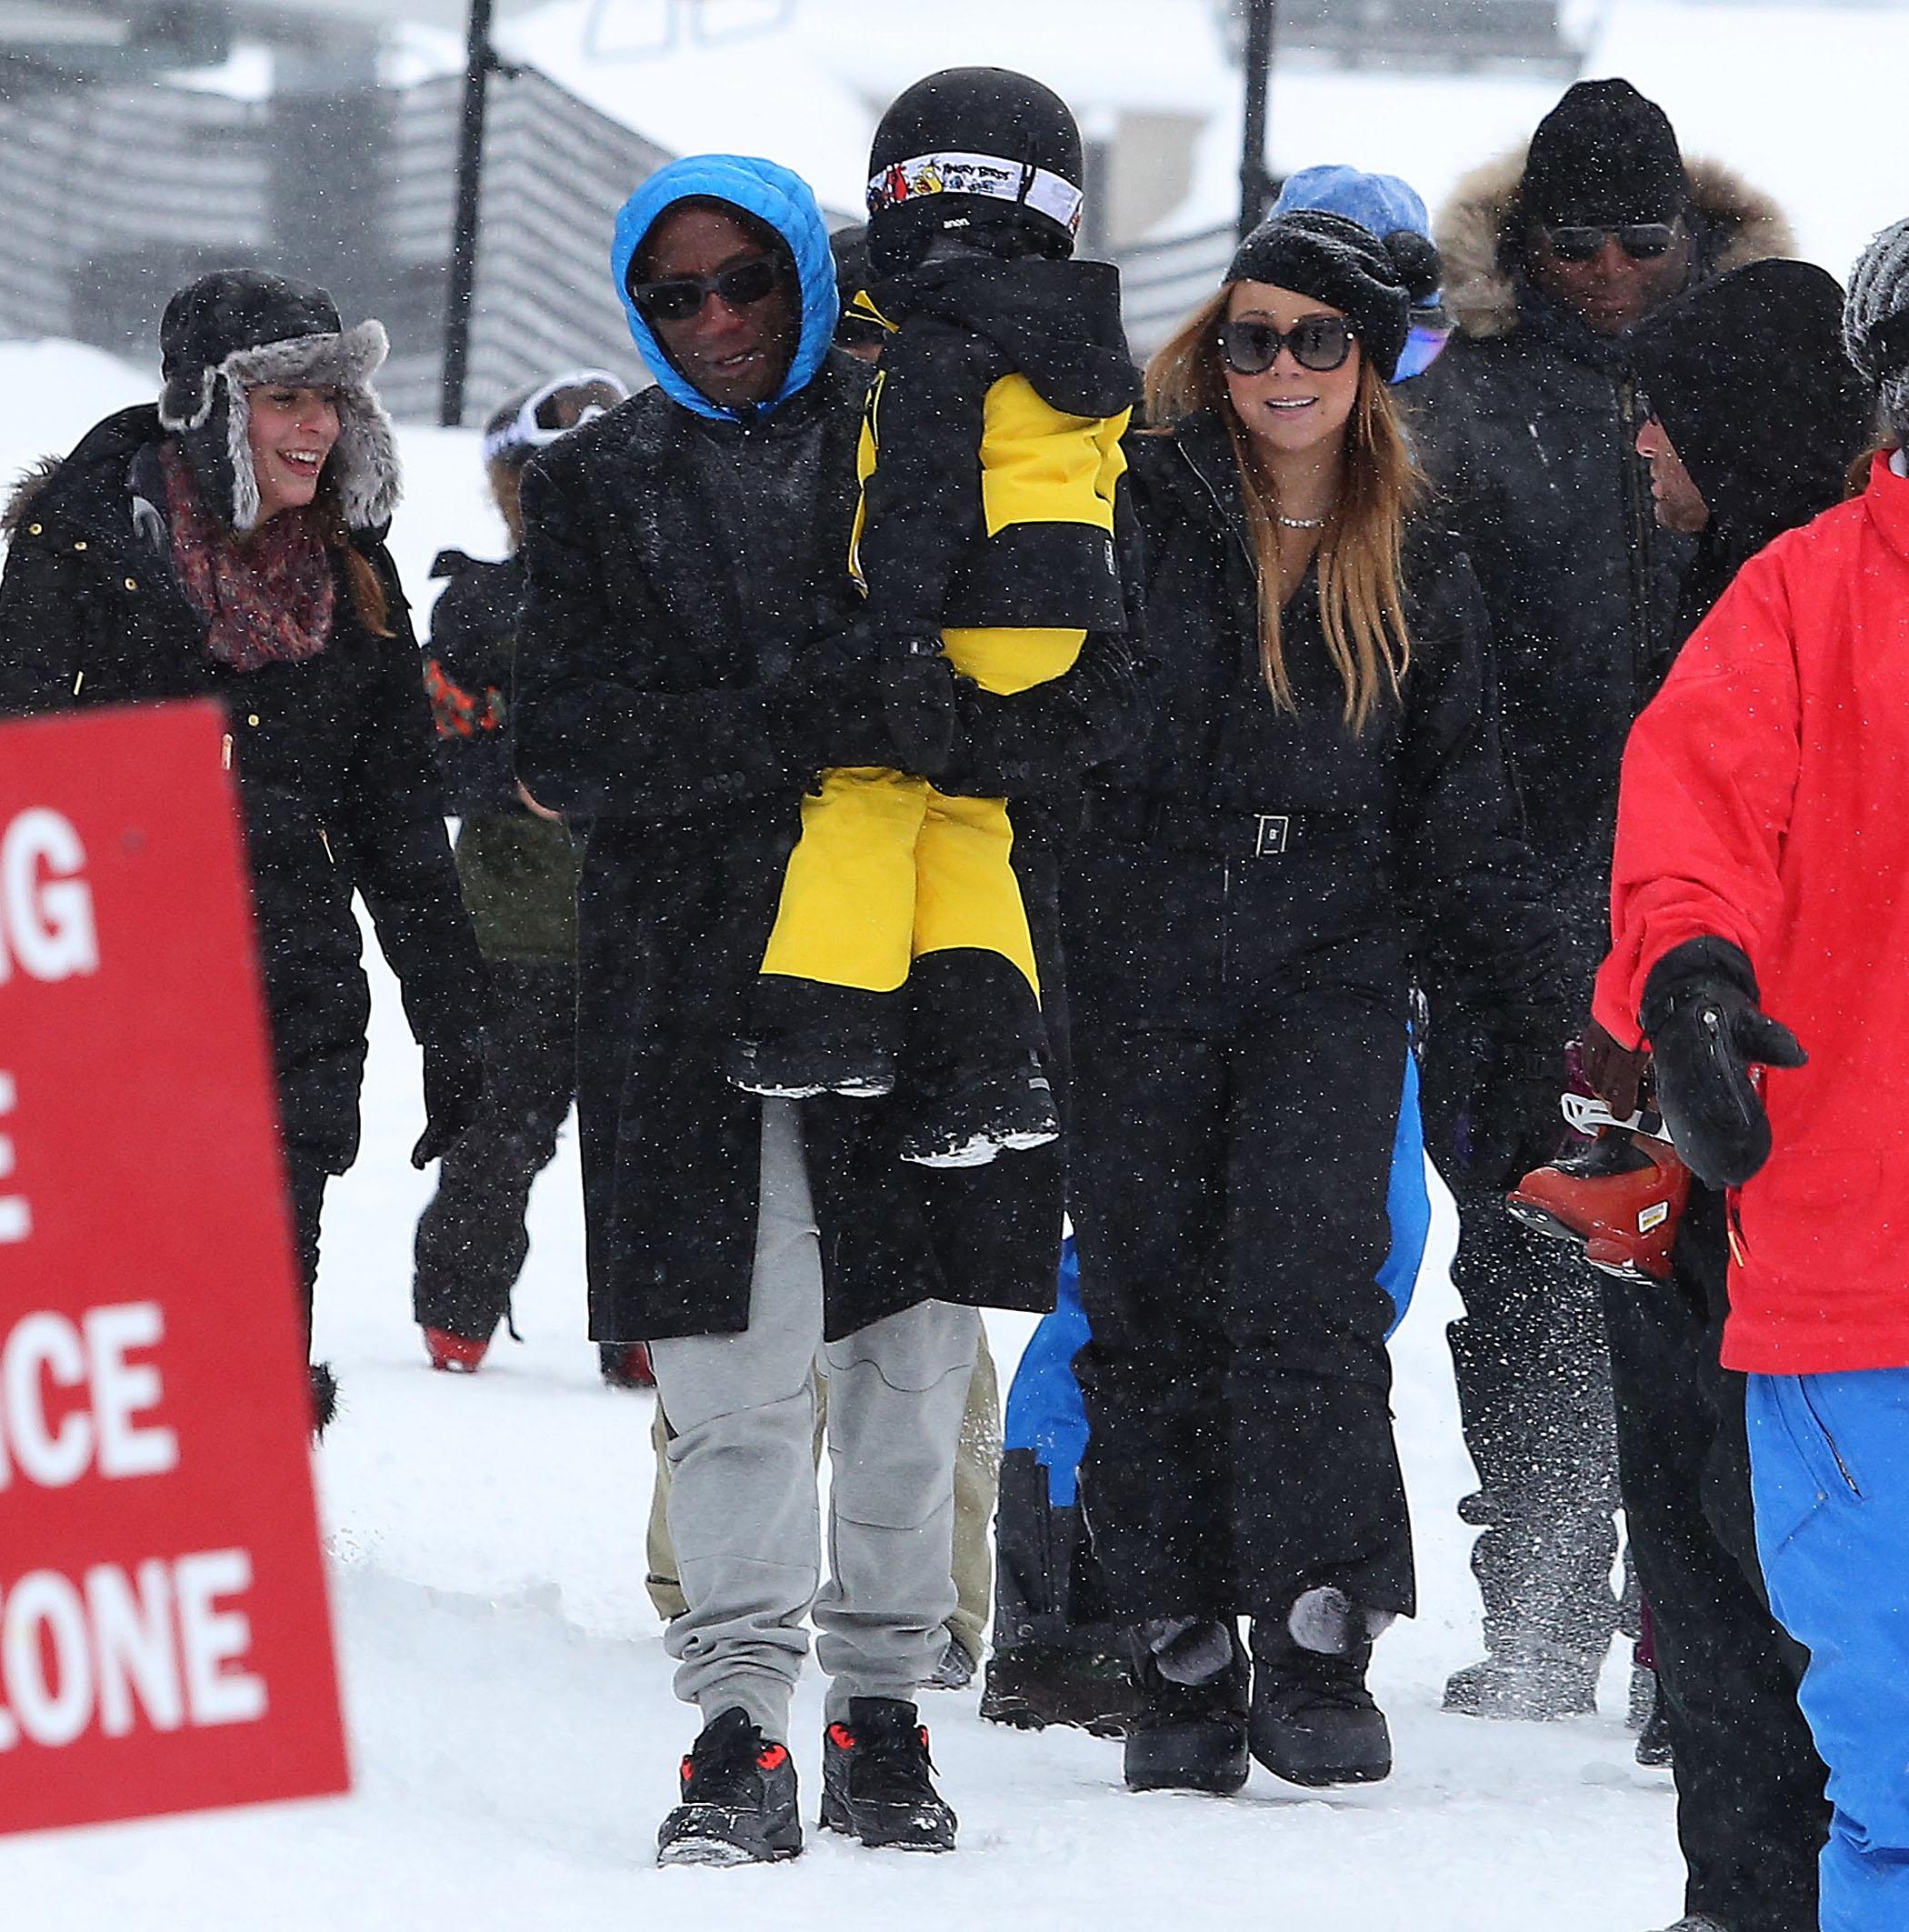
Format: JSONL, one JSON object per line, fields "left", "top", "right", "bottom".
{"left": 481, "top": 368, "right": 629, "bottom": 465}
{"left": 1541, "top": 221, "right": 1680, "bottom": 263}
{"left": 1217, "top": 315, "right": 1355, "bottom": 376}
{"left": 627, "top": 255, "right": 784, "bottom": 323}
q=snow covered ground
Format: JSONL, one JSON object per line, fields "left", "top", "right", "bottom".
{"left": 0, "top": 359, "right": 1686, "bottom": 1927}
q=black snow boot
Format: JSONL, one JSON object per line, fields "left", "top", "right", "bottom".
{"left": 981, "top": 1641, "right": 1142, "bottom": 1737}
{"left": 308, "top": 1362, "right": 337, "bottom": 1438}
{"left": 656, "top": 1707, "right": 802, "bottom": 1867}
{"left": 1123, "top": 1617, "right": 1250, "bottom": 1795}
{"left": 1249, "top": 1588, "right": 1393, "bottom": 1787}
{"left": 821, "top": 1698, "right": 956, "bottom": 1852}
{"left": 899, "top": 1056, "right": 1059, "bottom": 1167}
{"left": 725, "top": 1030, "right": 896, "bottom": 1100}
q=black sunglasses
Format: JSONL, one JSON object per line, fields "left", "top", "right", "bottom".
{"left": 1217, "top": 315, "right": 1355, "bottom": 376}
{"left": 1542, "top": 222, "right": 1680, "bottom": 264}
{"left": 628, "top": 255, "right": 782, "bottom": 323}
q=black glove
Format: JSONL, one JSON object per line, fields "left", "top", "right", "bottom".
{"left": 411, "top": 1037, "right": 485, "bottom": 1169}
{"left": 1640, "top": 936, "right": 1805, "bottom": 1188}
{"left": 877, "top": 632, "right": 957, "bottom": 777}
{"left": 1464, "top": 1033, "right": 1566, "bottom": 1191}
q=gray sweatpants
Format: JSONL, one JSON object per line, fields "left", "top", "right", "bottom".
{"left": 647, "top": 1098, "right": 980, "bottom": 1738}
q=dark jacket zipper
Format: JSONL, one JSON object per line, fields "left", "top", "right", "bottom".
{"left": 1616, "top": 371, "right": 1658, "bottom": 706}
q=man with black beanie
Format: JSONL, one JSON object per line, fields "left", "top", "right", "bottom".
{"left": 1414, "top": 77, "right": 1829, "bottom": 1932}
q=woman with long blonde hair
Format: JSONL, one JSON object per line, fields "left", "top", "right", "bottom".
{"left": 1064, "top": 212, "right": 1562, "bottom": 1796}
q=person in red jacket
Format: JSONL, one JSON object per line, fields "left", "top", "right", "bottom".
{"left": 1591, "top": 216, "right": 1909, "bottom": 1932}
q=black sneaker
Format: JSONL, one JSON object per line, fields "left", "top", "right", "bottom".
{"left": 725, "top": 1035, "right": 896, "bottom": 1099}
{"left": 820, "top": 1698, "right": 956, "bottom": 1852}
{"left": 980, "top": 1642, "right": 1143, "bottom": 1737}
{"left": 899, "top": 1061, "right": 1059, "bottom": 1168}
{"left": 1249, "top": 1593, "right": 1392, "bottom": 1787}
{"left": 1123, "top": 1620, "right": 1251, "bottom": 1795}
{"left": 656, "top": 1707, "right": 802, "bottom": 1867}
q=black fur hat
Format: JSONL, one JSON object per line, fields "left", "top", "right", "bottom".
{"left": 1227, "top": 211, "right": 1440, "bottom": 382}
{"left": 158, "top": 268, "right": 399, "bottom": 534}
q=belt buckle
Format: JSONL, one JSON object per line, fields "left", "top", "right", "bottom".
{"left": 1254, "top": 813, "right": 1290, "bottom": 857}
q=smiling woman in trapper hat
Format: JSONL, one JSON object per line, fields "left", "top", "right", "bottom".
{"left": 0, "top": 267, "right": 486, "bottom": 1436}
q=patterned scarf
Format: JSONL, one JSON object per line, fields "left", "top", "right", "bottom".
{"left": 162, "top": 443, "right": 335, "bottom": 672}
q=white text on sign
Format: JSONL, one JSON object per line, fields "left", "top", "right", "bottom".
{"left": 0, "top": 806, "right": 99, "bottom": 986}
{"left": 0, "top": 1305, "right": 267, "bottom": 1751}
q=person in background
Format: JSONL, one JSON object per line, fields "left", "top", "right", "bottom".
{"left": 0, "top": 269, "right": 485, "bottom": 1432}
{"left": 1411, "top": 78, "right": 1793, "bottom": 1722}
{"left": 410, "top": 366, "right": 655, "bottom": 1389}
{"left": 1072, "top": 209, "right": 1559, "bottom": 1797}
{"left": 1589, "top": 217, "right": 1909, "bottom": 1932}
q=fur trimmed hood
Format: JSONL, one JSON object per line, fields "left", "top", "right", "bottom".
{"left": 1436, "top": 149, "right": 1794, "bottom": 341}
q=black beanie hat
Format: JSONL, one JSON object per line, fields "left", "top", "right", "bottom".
{"left": 1522, "top": 78, "right": 1690, "bottom": 229}
{"left": 1226, "top": 211, "right": 1440, "bottom": 382}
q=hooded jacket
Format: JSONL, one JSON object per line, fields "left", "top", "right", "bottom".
{"left": 1410, "top": 154, "right": 1791, "bottom": 888}
{"left": 0, "top": 405, "right": 484, "bottom": 1173}
{"left": 513, "top": 154, "right": 1139, "bottom": 1342}
{"left": 1592, "top": 456, "right": 1909, "bottom": 1374}
{"left": 853, "top": 255, "right": 1140, "bottom": 636}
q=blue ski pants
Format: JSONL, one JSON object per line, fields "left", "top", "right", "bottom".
{"left": 1745, "top": 1367, "right": 1909, "bottom": 1931}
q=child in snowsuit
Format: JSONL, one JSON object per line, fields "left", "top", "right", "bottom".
{"left": 727, "top": 67, "right": 1140, "bottom": 1168}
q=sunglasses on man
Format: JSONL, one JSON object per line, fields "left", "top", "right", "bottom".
{"left": 1541, "top": 222, "right": 1681, "bottom": 264}
{"left": 1217, "top": 315, "right": 1356, "bottom": 376}
{"left": 628, "top": 255, "right": 784, "bottom": 324}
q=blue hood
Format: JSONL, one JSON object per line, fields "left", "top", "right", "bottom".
{"left": 611, "top": 154, "right": 838, "bottom": 422}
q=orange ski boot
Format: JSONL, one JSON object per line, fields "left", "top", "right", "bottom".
{"left": 1505, "top": 1094, "right": 1691, "bottom": 1284}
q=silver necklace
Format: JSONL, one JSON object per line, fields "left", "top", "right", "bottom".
{"left": 1276, "top": 512, "right": 1327, "bottom": 530}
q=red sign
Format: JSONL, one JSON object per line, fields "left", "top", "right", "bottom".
{"left": 0, "top": 699, "right": 348, "bottom": 1835}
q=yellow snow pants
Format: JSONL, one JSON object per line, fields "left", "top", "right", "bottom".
{"left": 758, "top": 625, "right": 1081, "bottom": 1000}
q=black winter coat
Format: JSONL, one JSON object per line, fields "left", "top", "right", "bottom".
{"left": 859, "top": 255, "right": 1139, "bottom": 631}
{"left": 0, "top": 405, "right": 485, "bottom": 1174}
{"left": 512, "top": 353, "right": 1139, "bottom": 1344}
{"left": 422, "top": 549, "right": 579, "bottom": 962}
{"left": 1410, "top": 156, "right": 1791, "bottom": 882}
{"left": 1067, "top": 414, "right": 1559, "bottom": 1037}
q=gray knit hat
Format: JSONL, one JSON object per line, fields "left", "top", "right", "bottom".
{"left": 1845, "top": 217, "right": 1909, "bottom": 442}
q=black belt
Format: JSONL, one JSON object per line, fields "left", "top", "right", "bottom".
{"left": 1087, "top": 793, "right": 1384, "bottom": 859}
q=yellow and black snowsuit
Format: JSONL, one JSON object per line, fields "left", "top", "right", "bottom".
{"left": 758, "top": 254, "right": 1138, "bottom": 1030}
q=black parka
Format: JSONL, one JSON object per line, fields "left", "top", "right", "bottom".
{"left": 512, "top": 354, "right": 1138, "bottom": 1344}
{"left": 422, "top": 549, "right": 579, "bottom": 963}
{"left": 0, "top": 405, "right": 485, "bottom": 1173}
{"left": 1409, "top": 156, "right": 1791, "bottom": 882}
{"left": 1065, "top": 414, "right": 1559, "bottom": 1036}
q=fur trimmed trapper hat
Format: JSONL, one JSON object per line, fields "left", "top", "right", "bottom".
{"left": 158, "top": 268, "right": 400, "bottom": 534}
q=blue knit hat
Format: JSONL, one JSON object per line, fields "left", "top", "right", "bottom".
{"left": 1272, "top": 166, "right": 1440, "bottom": 310}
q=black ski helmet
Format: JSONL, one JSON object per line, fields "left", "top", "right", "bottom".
{"left": 865, "top": 67, "right": 1085, "bottom": 274}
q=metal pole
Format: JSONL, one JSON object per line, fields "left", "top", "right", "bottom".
{"left": 441, "top": 0, "right": 495, "bottom": 427}
{"left": 1237, "top": 0, "right": 1277, "bottom": 242}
